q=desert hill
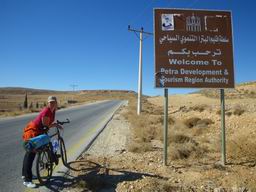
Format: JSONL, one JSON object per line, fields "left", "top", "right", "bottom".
{"left": 0, "top": 87, "right": 136, "bottom": 117}
{"left": 198, "top": 81, "right": 256, "bottom": 99}
{"left": 0, "top": 87, "right": 64, "bottom": 95}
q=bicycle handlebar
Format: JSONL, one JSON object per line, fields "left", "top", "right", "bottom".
{"left": 57, "top": 118, "right": 70, "bottom": 125}
{"left": 42, "top": 119, "right": 70, "bottom": 134}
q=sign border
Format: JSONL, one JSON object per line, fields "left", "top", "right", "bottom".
{"left": 154, "top": 8, "right": 235, "bottom": 89}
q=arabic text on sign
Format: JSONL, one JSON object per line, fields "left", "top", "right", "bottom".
{"left": 167, "top": 48, "right": 222, "bottom": 57}
{"left": 159, "top": 35, "right": 229, "bottom": 45}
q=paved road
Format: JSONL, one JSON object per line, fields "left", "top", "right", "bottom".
{"left": 0, "top": 100, "right": 123, "bottom": 192}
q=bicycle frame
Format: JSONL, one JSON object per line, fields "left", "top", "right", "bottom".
{"left": 35, "top": 118, "right": 70, "bottom": 184}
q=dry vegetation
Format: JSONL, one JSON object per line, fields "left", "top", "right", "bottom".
{"left": 123, "top": 96, "right": 214, "bottom": 161}
{"left": 1, "top": 84, "right": 256, "bottom": 191}
{"left": 116, "top": 82, "right": 256, "bottom": 190}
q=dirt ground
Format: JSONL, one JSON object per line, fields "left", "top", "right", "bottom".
{"left": 61, "top": 85, "right": 256, "bottom": 192}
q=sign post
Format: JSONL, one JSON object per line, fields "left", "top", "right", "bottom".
{"left": 164, "top": 88, "right": 168, "bottom": 165}
{"left": 154, "top": 9, "right": 234, "bottom": 165}
{"left": 220, "top": 89, "right": 226, "bottom": 165}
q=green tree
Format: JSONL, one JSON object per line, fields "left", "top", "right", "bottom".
{"left": 23, "top": 93, "right": 28, "bottom": 109}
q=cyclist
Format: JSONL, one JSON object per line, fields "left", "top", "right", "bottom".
{"left": 22, "top": 96, "right": 63, "bottom": 188}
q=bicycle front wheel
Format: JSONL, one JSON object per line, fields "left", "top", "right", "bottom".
{"left": 59, "top": 138, "right": 67, "bottom": 165}
{"left": 36, "top": 150, "right": 53, "bottom": 184}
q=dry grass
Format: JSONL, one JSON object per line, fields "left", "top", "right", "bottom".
{"left": 167, "top": 130, "right": 208, "bottom": 160}
{"left": 196, "top": 119, "right": 214, "bottom": 128}
{"left": 216, "top": 105, "right": 246, "bottom": 117}
{"left": 228, "top": 135, "right": 256, "bottom": 161}
{"left": 184, "top": 117, "right": 201, "bottom": 128}
{"left": 124, "top": 98, "right": 210, "bottom": 161}
{"left": 233, "top": 106, "right": 245, "bottom": 116}
{"left": 124, "top": 97, "right": 164, "bottom": 152}
{"left": 170, "top": 134, "right": 194, "bottom": 144}
{"left": 127, "top": 141, "right": 152, "bottom": 153}
{"left": 189, "top": 104, "right": 208, "bottom": 112}
{"left": 184, "top": 117, "right": 214, "bottom": 129}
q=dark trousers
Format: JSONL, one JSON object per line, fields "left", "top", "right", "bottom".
{"left": 22, "top": 151, "right": 36, "bottom": 182}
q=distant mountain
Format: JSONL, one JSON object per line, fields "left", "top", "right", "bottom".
{"left": 0, "top": 87, "right": 69, "bottom": 95}
{"left": 0, "top": 87, "right": 136, "bottom": 95}
{"left": 80, "top": 90, "right": 136, "bottom": 94}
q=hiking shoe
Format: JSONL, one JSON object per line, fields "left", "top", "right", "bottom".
{"left": 23, "top": 181, "right": 36, "bottom": 188}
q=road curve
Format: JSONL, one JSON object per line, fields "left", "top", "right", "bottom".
{"left": 0, "top": 100, "right": 124, "bottom": 192}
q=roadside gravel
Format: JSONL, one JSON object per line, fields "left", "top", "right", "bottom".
{"left": 85, "top": 106, "right": 131, "bottom": 157}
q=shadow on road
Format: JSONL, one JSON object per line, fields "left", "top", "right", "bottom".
{"left": 39, "top": 159, "right": 166, "bottom": 192}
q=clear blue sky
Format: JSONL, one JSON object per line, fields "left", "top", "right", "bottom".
{"left": 0, "top": 0, "right": 255, "bottom": 96}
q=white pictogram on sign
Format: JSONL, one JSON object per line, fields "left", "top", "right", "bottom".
{"left": 161, "top": 14, "right": 174, "bottom": 31}
{"left": 186, "top": 14, "right": 201, "bottom": 32}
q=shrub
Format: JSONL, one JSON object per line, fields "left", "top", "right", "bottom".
{"left": 190, "top": 104, "right": 207, "bottom": 112}
{"left": 233, "top": 107, "right": 245, "bottom": 116}
{"left": 168, "top": 140, "right": 205, "bottom": 160}
{"left": 167, "top": 133, "right": 206, "bottom": 160}
{"left": 23, "top": 93, "right": 28, "bottom": 109}
{"left": 196, "top": 119, "right": 214, "bottom": 128}
{"left": 170, "top": 134, "right": 194, "bottom": 144}
{"left": 184, "top": 117, "right": 201, "bottom": 128}
{"left": 158, "top": 116, "right": 175, "bottom": 125}
{"left": 169, "top": 145, "right": 191, "bottom": 159}
{"left": 226, "top": 111, "right": 232, "bottom": 116}
{"left": 127, "top": 141, "right": 152, "bottom": 153}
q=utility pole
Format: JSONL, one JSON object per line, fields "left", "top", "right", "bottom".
{"left": 128, "top": 25, "right": 153, "bottom": 115}
{"left": 70, "top": 84, "right": 78, "bottom": 101}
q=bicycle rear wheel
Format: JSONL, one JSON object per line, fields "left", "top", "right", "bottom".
{"left": 36, "top": 150, "right": 53, "bottom": 184}
{"left": 59, "top": 138, "right": 67, "bottom": 165}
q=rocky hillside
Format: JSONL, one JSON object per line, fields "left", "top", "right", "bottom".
{"left": 198, "top": 81, "right": 256, "bottom": 99}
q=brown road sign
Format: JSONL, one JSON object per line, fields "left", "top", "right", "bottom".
{"left": 154, "top": 9, "right": 234, "bottom": 88}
